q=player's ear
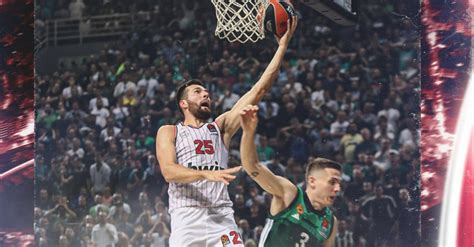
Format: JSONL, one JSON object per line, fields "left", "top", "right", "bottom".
{"left": 180, "top": 99, "right": 188, "bottom": 111}
{"left": 307, "top": 175, "right": 317, "bottom": 189}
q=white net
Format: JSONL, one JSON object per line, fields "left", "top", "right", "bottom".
{"left": 211, "top": 0, "right": 269, "bottom": 43}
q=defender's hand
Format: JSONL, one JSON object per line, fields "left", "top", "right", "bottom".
{"left": 239, "top": 105, "right": 259, "bottom": 133}
{"left": 203, "top": 166, "right": 242, "bottom": 185}
{"left": 276, "top": 16, "right": 298, "bottom": 46}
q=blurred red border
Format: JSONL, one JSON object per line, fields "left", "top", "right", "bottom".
{"left": 0, "top": 0, "right": 34, "bottom": 246}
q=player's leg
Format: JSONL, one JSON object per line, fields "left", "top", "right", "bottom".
{"left": 169, "top": 207, "right": 208, "bottom": 247}
{"left": 206, "top": 207, "right": 244, "bottom": 247}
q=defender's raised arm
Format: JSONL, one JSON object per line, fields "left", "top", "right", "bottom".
{"left": 239, "top": 105, "right": 297, "bottom": 200}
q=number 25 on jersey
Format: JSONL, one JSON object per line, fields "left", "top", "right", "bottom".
{"left": 194, "top": 140, "right": 215, "bottom": 154}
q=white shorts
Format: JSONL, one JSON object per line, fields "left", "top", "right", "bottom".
{"left": 169, "top": 207, "right": 244, "bottom": 247}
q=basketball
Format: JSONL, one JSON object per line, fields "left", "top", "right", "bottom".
{"left": 262, "top": 0, "right": 296, "bottom": 38}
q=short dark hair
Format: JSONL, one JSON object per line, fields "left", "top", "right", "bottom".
{"left": 176, "top": 79, "right": 205, "bottom": 115}
{"left": 305, "top": 157, "right": 342, "bottom": 180}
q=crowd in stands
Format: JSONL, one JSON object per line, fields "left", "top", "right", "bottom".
{"left": 35, "top": 0, "right": 420, "bottom": 246}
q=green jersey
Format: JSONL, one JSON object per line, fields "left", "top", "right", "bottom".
{"left": 259, "top": 187, "right": 335, "bottom": 247}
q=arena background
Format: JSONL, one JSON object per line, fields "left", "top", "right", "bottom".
{"left": 3, "top": 0, "right": 472, "bottom": 246}
{"left": 33, "top": 0, "right": 421, "bottom": 246}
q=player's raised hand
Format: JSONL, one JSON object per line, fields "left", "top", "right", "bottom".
{"left": 276, "top": 15, "right": 298, "bottom": 47}
{"left": 203, "top": 166, "right": 242, "bottom": 185}
{"left": 239, "top": 105, "right": 259, "bottom": 133}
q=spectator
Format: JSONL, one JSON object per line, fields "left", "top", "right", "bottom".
{"left": 262, "top": 155, "right": 286, "bottom": 177}
{"left": 360, "top": 102, "right": 378, "bottom": 131}
{"left": 67, "top": 137, "right": 85, "bottom": 159}
{"left": 330, "top": 111, "right": 350, "bottom": 140}
{"left": 37, "top": 188, "right": 53, "bottom": 210}
{"left": 344, "top": 166, "right": 365, "bottom": 203}
{"left": 121, "top": 88, "right": 139, "bottom": 107}
{"left": 90, "top": 153, "right": 112, "bottom": 194}
{"left": 384, "top": 150, "right": 410, "bottom": 186}
{"left": 73, "top": 194, "right": 91, "bottom": 221}
{"left": 137, "top": 69, "right": 159, "bottom": 99}
{"left": 44, "top": 195, "right": 77, "bottom": 223}
{"left": 334, "top": 219, "right": 355, "bottom": 247}
{"left": 374, "top": 138, "right": 394, "bottom": 171}
{"left": 256, "top": 135, "right": 274, "bottom": 162}
{"left": 89, "top": 194, "right": 110, "bottom": 218}
{"left": 148, "top": 221, "right": 170, "bottom": 247}
{"left": 62, "top": 76, "right": 83, "bottom": 99}
{"left": 90, "top": 99, "right": 110, "bottom": 128}
{"left": 248, "top": 203, "right": 266, "bottom": 229}
{"left": 234, "top": 194, "right": 251, "bottom": 221}
{"left": 354, "top": 128, "right": 378, "bottom": 158}
{"left": 114, "top": 74, "right": 137, "bottom": 98}
{"left": 398, "top": 118, "right": 419, "bottom": 147}
{"left": 340, "top": 122, "right": 363, "bottom": 163}
{"left": 68, "top": 0, "right": 85, "bottom": 19}
{"left": 238, "top": 219, "right": 252, "bottom": 242}
{"left": 395, "top": 188, "right": 420, "bottom": 247}
{"left": 377, "top": 98, "right": 400, "bottom": 133}
{"left": 361, "top": 184, "right": 397, "bottom": 247}
{"left": 89, "top": 90, "right": 110, "bottom": 111}
{"left": 91, "top": 211, "right": 118, "bottom": 246}
{"left": 374, "top": 116, "right": 395, "bottom": 144}
{"left": 150, "top": 201, "right": 171, "bottom": 226}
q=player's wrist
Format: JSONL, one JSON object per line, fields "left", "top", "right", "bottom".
{"left": 200, "top": 170, "right": 211, "bottom": 180}
{"left": 242, "top": 128, "right": 257, "bottom": 135}
{"left": 278, "top": 43, "right": 288, "bottom": 49}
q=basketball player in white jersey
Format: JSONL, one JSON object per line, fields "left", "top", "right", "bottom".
{"left": 155, "top": 17, "right": 297, "bottom": 247}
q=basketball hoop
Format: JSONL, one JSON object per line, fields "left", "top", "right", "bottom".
{"left": 211, "top": 0, "right": 269, "bottom": 43}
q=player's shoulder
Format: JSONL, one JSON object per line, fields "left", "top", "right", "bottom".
{"left": 157, "top": 125, "right": 177, "bottom": 137}
{"left": 158, "top": 124, "right": 177, "bottom": 131}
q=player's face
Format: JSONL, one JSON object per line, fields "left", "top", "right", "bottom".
{"left": 183, "top": 85, "right": 211, "bottom": 120}
{"left": 311, "top": 168, "right": 341, "bottom": 207}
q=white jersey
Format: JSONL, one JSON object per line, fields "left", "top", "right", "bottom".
{"left": 168, "top": 122, "right": 233, "bottom": 211}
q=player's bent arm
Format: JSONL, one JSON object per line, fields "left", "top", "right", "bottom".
{"left": 156, "top": 125, "right": 239, "bottom": 184}
{"left": 156, "top": 125, "right": 208, "bottom": 183}
{"left": 323, "top": 216, "right": 338, "bottom": 247}
{"left": 240, "top": 130, "right": 297, "bottom": 201}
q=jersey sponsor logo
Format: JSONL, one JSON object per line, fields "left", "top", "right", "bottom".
{"left": 188, "top": 163, "right": 223, "bottom": 171}
{"left": 221, "top": 234, "right": 231, "bottom": 246}
{"left": 207, "top": 124, "right": 218, "bottom": 134}
{"left": 322, "top": 218, "right": 329, "bottom": 230}
{"left": 291, "top": 213, "right": 300, "bottom": 220}
{"left": 296, "top": 204, "right": 304, "bottom": 215}
{"left": 292, "top": 204, "right": 304, "bottom": 220}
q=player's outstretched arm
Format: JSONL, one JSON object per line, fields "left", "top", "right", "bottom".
{"left": 239, "top": 105, "right": 297, "bottom": 199}
{"left": 156, "top": 125, "right": 241, "bottom": 185}
{"left": 217, "top": 17, "right": 298, "bottom": 146}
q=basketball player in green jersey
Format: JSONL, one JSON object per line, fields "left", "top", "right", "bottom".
{"left": 239, "top": 105, "right": 341, "bottom": 247}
